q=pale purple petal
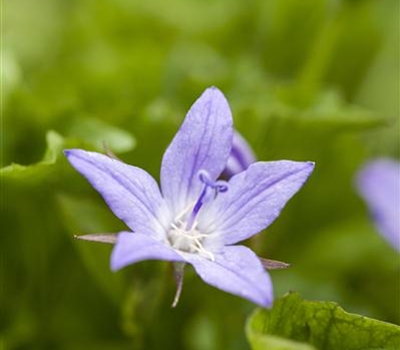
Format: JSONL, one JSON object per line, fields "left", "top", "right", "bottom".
{"left": 357, "top": 159, "right": 400, "bottom": 251}
{"left": 223, "top": 130, "right": 256, "bottom": 178}
{"left": 184, "top": 245, "right": 273, "bottom": 307}
{"left": 202, "top": 161, "right": 314, "bottom": 245}
{"left": 111, "top": 231, "right": 185, "bottom": 271}
{"left": 160, "top": 87, "right": 233, "bottom": 215}
{"left": 65, "top": 149, "right": 168, "bottom": 239}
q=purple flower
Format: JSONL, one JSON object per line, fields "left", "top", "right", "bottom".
{"left": 223, "top": 131, "right": 256, "bottom": 178}
{"left": 357, "top": 159, "right": 400, "bottom": 251}
{"left": 65, "top": 87, "right": 314, "bottom": 307}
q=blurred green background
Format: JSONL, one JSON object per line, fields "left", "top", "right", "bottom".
{"left": 1, "top": 0, "right": 399, "bottom": 349}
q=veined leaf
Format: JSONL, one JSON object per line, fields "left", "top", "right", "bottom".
{"left": 246, "top": 292, "right": 400, "bottom": 350}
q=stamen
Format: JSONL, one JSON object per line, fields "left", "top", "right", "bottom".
{"left": 167, "top": 170, "right": 227, "bottom": 261}
{"left": 190, "top": 244, "right": 215, "bottom": 261}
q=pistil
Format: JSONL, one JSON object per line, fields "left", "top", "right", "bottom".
{"left": 185, "top": 171, "right": 228, "bottom": 231}
{"left": 167, "top": 170, "right": 228, "bottom": 260}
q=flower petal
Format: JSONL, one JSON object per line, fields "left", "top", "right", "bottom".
{"left": 223, "top": 130, "right": 256, "bottom": 178}
{"left": 160, "top": 87, "right": 233, "bottom": 214}
{"left": 65, "top": 149, "right": 168, "bottom": 239}
{"left": 184, "top": 245, "right": 273, "bottom": 307}
{"left": 357, "top": 159, "right": 400, "bottom": 251}
{"left": 203, "top": 161, "right": 314, "bottom": 245}
{"left": 111, "top": 231, "right": 185, "bottom": 271}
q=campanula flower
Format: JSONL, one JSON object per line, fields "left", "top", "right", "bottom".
{"left": 357, "top": 159, "right": 400, "bottom": 251}
{"left": 65, "top": 87, "right": 314, "bottom": 307}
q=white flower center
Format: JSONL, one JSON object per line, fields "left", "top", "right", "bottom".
{"left": 166, "top": 170, "right": 228, "bottom": 261}
{"left": 167, "top": 206, "right": 215, "bottom": 260}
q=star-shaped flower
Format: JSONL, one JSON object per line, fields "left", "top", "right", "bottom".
{"left": 65, "top": 87, "right": 314, "bottom": 307}
{"left": 357, "top": 159, "right": 400, "bottom": 251}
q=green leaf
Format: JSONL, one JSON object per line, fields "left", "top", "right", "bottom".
{"left": 246, "top": 292, "right": 400, "bottom": 350}
{"left": 0, "top": 130, "right": 64, "bottom": 181}
{"left": 1, "top": 118, "right": 135, "bottom": 182}
{"left": 56, "top": 193, "right": 125, "bottom": 305}
{"left": 66, "top": 117, "right": 136, "bottom": 153}
{"left": 234, "top": 86, "right": 384, "bottom": 137}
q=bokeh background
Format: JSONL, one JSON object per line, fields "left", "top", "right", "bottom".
{"left": 2, "top": 0, "right": 399, "bottom": 349}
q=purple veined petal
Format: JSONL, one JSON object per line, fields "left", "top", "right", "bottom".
{"left": 184, "top": 245, "right": 273, "bottom": 307}
{"left": 65, "top": 149, "right": 169, "bottom": 240}
{"left": 223, "top": 130, "right": 256, "bottom": 178}
{"left": 356, "top": 159, "right": 400, "bottom": 251}
{"left": 160, "top": 87, "right": 233, "bottom": 215}
{"left": 111, "top": 231, "right": 185, "bottom": 271}
{"left": 202, "top": 160, "right": 314, "bottom": 245}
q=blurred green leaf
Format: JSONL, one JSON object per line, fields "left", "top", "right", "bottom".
{"left": 247, "top": 292, "right": 400, "bottom": 350}
{"left": 1, "top": 50, "right": 22, "bottom": 108}
{"left": 66, "top": 116, "right": 136, "bottom": 153}
{"left": 4, "top": 0, "right": 64, "bottom": 67}
{"left": 1, "top": 118, "right": 135, "bottom": 182}
{"left": 60, "top": 341, "right": 133, "bottom": 350}
{"left": 271, "top": 218, "right": 400, "bottom": 324}
{"left": 57, "top": 193, "right": 125, "bottom": 305}
{"left": 0, "top": 130, "right": 64, "bottom": 181}
{"left": 234, "top": 86, "right": 384, "bottom": 136}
